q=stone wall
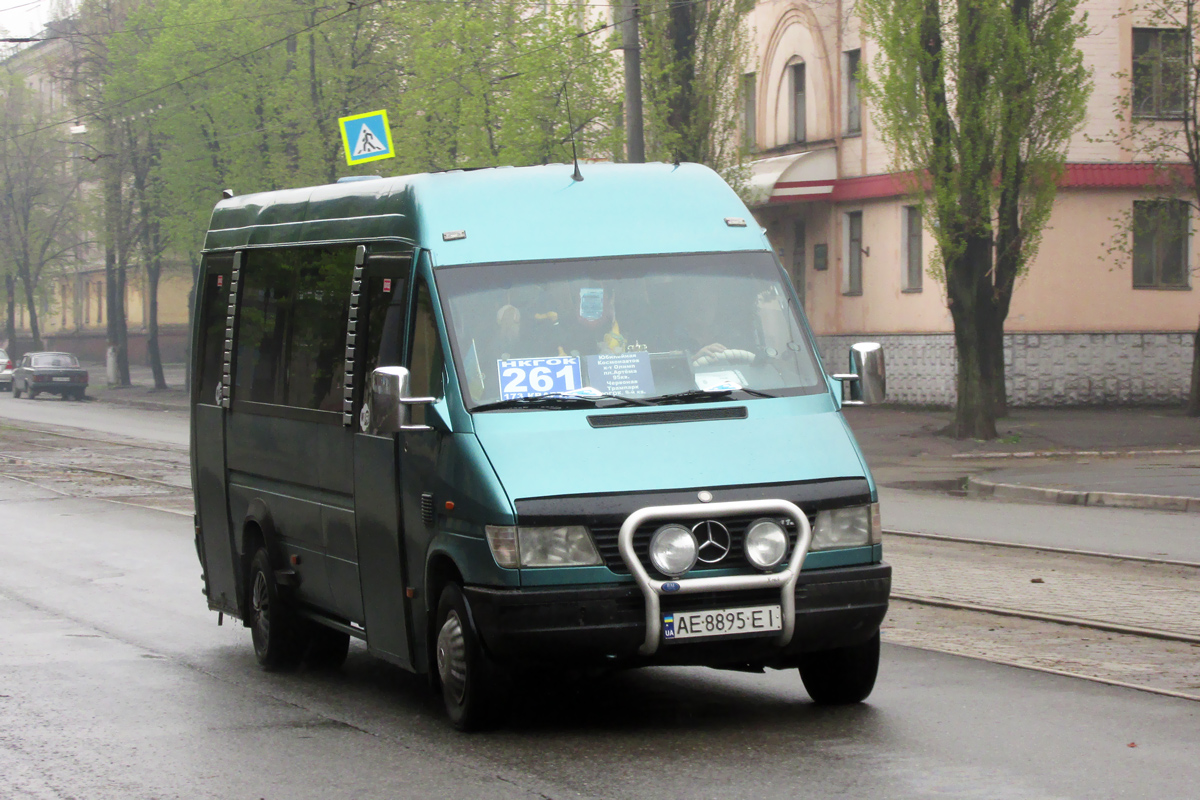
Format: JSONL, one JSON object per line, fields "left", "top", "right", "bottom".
{"left": 815, "top": 331, "right": 1197, "bottom": 407}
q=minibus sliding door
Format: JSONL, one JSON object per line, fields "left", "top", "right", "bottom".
{"left": 351, "top": 251, "right": 415, "bottom": 669}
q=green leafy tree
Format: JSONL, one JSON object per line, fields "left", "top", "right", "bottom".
{"left": 638, "top": 0, "right": 752, "bottom": 189}
{"left": 859, "top": 0, "right": 1091, "bottom": 438}
{"left": 63, "top": 0, "right": 620, "bottom": 386}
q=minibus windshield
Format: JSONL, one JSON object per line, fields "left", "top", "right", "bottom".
{"left": 436, "top": 252, "right": 827, "bottom": 410}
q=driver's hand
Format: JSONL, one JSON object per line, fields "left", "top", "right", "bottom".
{"left": 696, "top": 343, "right": 727, "bottom": 358}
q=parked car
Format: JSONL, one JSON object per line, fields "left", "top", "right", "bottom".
{"left": 12, "top": 351, "right": 89, "bottom": 400}
{"left": 0, "top": 348, "right": 12, "bottom": 391}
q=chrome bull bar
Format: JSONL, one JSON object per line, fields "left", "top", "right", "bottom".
{"left": 617, "top": 499, "right": 812, "bottom": 656}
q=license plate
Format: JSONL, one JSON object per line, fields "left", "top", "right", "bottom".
{"left": 663, "top": 605, "right": 782, "bottom": 641}
{"left": 52, "top": 377, "right": 71, "bottom": 382}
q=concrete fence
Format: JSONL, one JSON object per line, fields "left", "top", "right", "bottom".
{"left": 816, "top": 331, "right": 1197, "bottom": 407}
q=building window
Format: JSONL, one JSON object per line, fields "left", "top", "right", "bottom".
{"left": 1133, "top": 29, "right": 1186, "bottom": 119}
{"left": 845, "top": 211, "right": 864, "bottom": 295}
{"left": 845, "top": 49, "right": 862, "bottom": 134}
{"left": 904, "top": 206, "right": 923, "bottom": 291}
{"left": 791, "top": 63, "right": 806, "bottom": 143}
{"left": 742, "top": 73, "right": 757, "bottom": 150}
{"left": 1133, "top": 200, "right": 1190, "bottom": 288}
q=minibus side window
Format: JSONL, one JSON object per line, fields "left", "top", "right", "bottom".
{"left": 284, "top": 250, "right": 355, "bottom": 411}
{"left": 196, "top": 255, "right": 232, "bottom": 405}
{"left": 234, "top": 246, "right": 355, "bottom": 410}
{"left": 408, "top": 280, "right": 445, "bottom": 425}
{"left": 235, "top": 251, "right": 291, "bottom": 404}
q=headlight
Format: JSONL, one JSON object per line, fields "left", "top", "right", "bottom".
{"left": 649, "top": 524, "right": 698, "bottom": 577}
{"left": 485, "top": 525, "right": 602, "bottom": 568}
{"left": 811, "top": 504, "right": 877, "bottom": 551}
{"left": 744, "top": 518, "right": 788, "bottom": 569}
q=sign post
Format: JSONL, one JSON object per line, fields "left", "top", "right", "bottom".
{"left": 338, "top": 109, "right": 395, "bottom": 166}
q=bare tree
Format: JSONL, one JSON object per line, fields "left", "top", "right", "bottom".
{"left": 0, "top": 68, "right": 81, "bottom": 352}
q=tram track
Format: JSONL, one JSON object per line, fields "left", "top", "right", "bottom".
{"left": 885, "top": 528, "right": 1200, "bottom": 570}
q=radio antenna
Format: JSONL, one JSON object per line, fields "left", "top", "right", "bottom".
{"left": 563, "top": 79, "right": 584, "bottom": 182}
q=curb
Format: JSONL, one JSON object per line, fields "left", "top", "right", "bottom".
{"left": 967, "top": 477, "right": 1200, "bottom": 513}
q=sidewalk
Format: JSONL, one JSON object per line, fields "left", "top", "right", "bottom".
{"left": 843, "top": 406, "right": 1200, "bottom": 513}
{"left": 80, "top": 365, "right": 1200, "bottom": 513}
{"left": 82, "top": 360, "right": 189, "bottom": 412}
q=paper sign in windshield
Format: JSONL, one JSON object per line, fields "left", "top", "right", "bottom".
{"left": 585, "top": 352, "right": 656, "bottom": 397}
{"left": 498, "top": 356, "right": 581, "bottom": 400}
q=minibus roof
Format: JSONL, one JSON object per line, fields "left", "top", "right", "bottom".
{"left": 203, "top": 162, "right": 769, "bottom": 265}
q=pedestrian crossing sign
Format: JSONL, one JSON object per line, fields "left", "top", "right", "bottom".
{"left": 338, "top": 109, "right": 394, "bottom": 166}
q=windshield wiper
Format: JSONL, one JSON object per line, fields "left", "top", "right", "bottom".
{"left": 472, "top": 392, "right": 654, "bottom": 412}
{"left": 647, "top": 387, "right": 777, "bottom": 405}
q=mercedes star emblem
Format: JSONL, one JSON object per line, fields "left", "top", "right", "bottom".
{"left": 692, "top": 520, "right": 731, "bottom": 564}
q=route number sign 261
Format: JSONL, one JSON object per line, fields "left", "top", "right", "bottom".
{"left": 497, "top": 357, "right": 582, "bottom": 400}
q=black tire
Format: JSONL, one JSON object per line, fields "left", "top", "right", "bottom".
{"left": 304, "top": 624, "right": 351, "bottom": 669}
{"left": 248, "top": 548, "right": 308, "bottom": 670}
{"left": 434, "top": 583, "right": 509, "bottom": 731}
{"left": 798, "top": 631, "right": 880, "bottom": 705}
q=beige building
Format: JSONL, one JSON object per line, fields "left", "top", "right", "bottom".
{"left": 744, "top": 0, "right": 1200, "bottom": 404}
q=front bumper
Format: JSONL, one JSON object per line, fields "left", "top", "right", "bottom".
{"left": 465, "top": 561, "right": 890, "bottom": 669}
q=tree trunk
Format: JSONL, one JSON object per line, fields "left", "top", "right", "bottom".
{"left": 146, "top": 259, "right": 167, "bottom": 390}
{"left": 4, "top": 274, "right": 15, "bottom": 349}
{"left": 947, "top": 234, "right": 998, "bottom": 439}
{"left": 18, "top": 263, "right": 43, "bottom": 351}
{"left": 103, "top": 122, "right": 130, "bottom": 387}
{"left": 1187, "top": 316, "right": 1200, "bottom": 417}
{"left": 984, "top": 311, "right": 1008, "bottom": 418}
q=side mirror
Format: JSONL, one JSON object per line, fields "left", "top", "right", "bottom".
{"left": 831, "top": 342, "right": 886, "bottom": 406}
{"left": 363, "top": 366, "right": 437, "bottom": 434}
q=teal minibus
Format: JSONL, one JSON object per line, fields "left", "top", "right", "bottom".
{"left": 190, "top": 162, "right": 890, "bottom": 730}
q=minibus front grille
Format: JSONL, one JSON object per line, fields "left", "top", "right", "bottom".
{"left": 590, "top": 510, "right": 817, "bottom": 577}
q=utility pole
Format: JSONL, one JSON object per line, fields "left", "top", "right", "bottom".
{"left": 620, "top": 0, "right": 645, "bottom": 163}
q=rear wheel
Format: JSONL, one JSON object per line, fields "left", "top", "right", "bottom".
{"left": 248, "top": 548, "right": 307, "bottom": 670}
{"left": 798, "top": 631, "right": 880, "bottom": 705}
{"left": 435, "top": 583, "right": 509, "bottom": 731}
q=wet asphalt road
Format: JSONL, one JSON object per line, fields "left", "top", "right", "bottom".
{"left": 3, "top": 475, "right": 1200, "bottom": 798}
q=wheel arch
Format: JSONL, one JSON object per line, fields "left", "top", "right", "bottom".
{"left": 424, "top": 552, "right": 465, "bottom": 676}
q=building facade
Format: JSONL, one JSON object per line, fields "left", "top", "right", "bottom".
{"left": 744, "top": 0, "right": 1199, "bottom": 405}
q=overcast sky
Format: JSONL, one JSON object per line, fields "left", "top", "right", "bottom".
{"left": 1, "top": 0, "right": 65, "bottom": 39}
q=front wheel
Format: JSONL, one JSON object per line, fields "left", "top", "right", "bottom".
{"left": 434, "top": 583, "right": 509, "bottom": 731}
{"left": 798, "top": 631, "right": 880, "bottom": 705}
{"left": 248, "top": 548, "right": 307, "bottom": 670}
